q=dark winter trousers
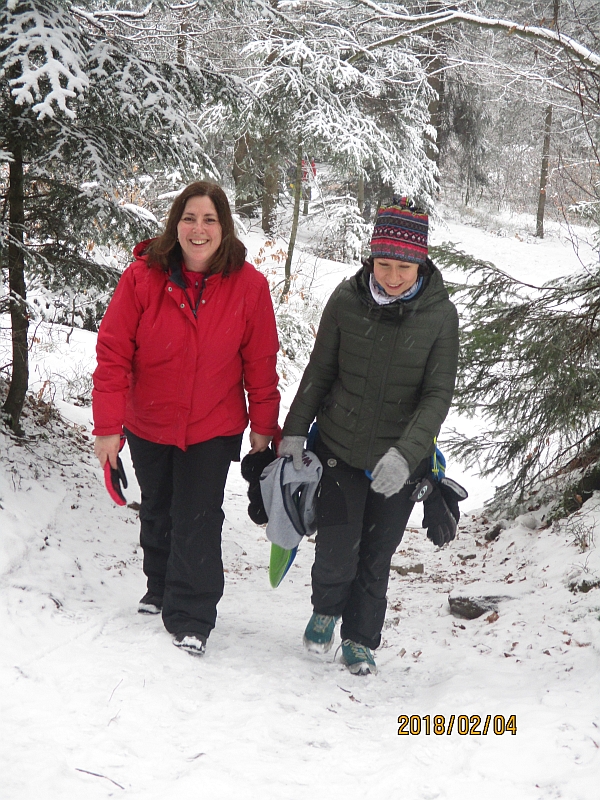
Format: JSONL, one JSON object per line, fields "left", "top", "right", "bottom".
{"left": 313, "top": 435, "right": 428, "bottom": 650}
{"left": 125, "top": 428, "right": 241, "bottom": 639}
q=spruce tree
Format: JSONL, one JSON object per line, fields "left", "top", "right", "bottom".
{"left": 432, "top": 241, "right": 600, "bottom": 512}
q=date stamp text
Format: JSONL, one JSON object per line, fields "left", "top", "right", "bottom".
{"left": 398, "top": 714, "right": 517, "bottom": 736}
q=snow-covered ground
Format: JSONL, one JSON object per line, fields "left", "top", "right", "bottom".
{"left": 1, "top": 215, "right": 600, "bottom": 798}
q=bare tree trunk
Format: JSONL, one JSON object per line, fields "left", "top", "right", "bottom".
{"left": 357, "top": 173, "right": 365, "bottom": 214}
{"left": 177, "top": 20, "right": 188, "bottom": 65}
{"left": 2, "top": 134, "right": 28, "bottom": 434}
{"left": 233, "top": 134, "right": 257, "bottom": 216}
{"left": 425, "top": 1, "right": 446, "bottom": 176}
{"left": 535, "top": 0, "right": 559, "bottom": 239}
{"left": 282, "top": 142, "right": 303, "bottom": 299}
{"left": 553, "top": 0, "right": 560, "bottom": 29}
{"left": 261, "top": 140, "right": 279, "bottom": 235}
{"left": 536, "top": 104, "right": 553, "bottom": 238}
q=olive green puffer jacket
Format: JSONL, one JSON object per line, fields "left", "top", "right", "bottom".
{"left": 282, "top": 262, "right": 459, "bottom": 473}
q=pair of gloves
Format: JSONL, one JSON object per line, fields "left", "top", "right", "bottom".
{"left": 409, "top": 474, "right": 468, "bottom": 547}
{"left": 278, "top": 436, "right": 467, "bottom": 547}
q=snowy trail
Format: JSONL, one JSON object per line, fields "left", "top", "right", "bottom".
{"left": 2, "top": 420, "right": 600, "bottom": 799}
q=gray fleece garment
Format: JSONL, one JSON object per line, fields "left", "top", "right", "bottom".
{"left": 259, "top": 451, "right": 323, "bottom": 550}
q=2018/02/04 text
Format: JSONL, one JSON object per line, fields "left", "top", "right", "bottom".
{"left": 398, "top": 715, "right": 517, "bottom": 736}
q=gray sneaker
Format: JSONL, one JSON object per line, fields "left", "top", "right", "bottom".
{"left": 303, "top": 613, "right": 340, "bottom": 653}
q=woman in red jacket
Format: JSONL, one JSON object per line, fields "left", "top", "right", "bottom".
{"left": 93, "top": 182, "right": 280, "bottom": 656}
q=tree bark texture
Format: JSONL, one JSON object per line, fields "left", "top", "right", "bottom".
{"left": 536, "top": 2, "right": 559, "bottom": 239}
{"left": 357, "top": 174, "right": 365, "bottom": 214}
{"left": 2, "top": 133, "right": 29, "bottom": 434}
{"left": 233, "top": 134, "right": 258, "bottom": 217}
{"left": 282, "top": 142, "right": 303, "bottom": 299}
{"left": 536, "top": 104, "right": 553, "bottom": 239}
{"left": 261, "top": 141, "right": 279, "bottom": 235}
{"left": 177, "top": 20, "right": 188, "bottom": 65}
{"left": 425, "top": 2, "right": 446, "bottom": 173}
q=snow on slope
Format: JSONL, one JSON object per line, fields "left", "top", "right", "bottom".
{"left": 1, "top": 220, "right": 600, "bottom": 798}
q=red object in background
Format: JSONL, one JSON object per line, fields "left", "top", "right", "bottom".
{"left": 301, "top": 158, "right": 317, "bottom": 182}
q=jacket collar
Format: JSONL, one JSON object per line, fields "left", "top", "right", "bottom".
{"left": 354, "top": 258, "right": 446, "bottom": 314}
{"left": 167, "top": 251, "right": 219, "bottom": 290}
{"left": 168, "top": 252, "right": 187, "bottom": 290}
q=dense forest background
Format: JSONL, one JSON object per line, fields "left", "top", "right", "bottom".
{"left": 1, "top": 0, "right": 599, "bottom": 514}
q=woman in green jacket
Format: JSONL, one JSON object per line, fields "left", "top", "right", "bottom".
{"left": 280, "top": 197, "right": 459, "bottom": 675}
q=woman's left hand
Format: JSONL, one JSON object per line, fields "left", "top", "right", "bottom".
{"left": 249, "top": 431, "right": 272, "bottom": 453}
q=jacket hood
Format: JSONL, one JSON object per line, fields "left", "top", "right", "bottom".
{"left": 132, "top": 238, "right": 156, "bottom": 260}
{"left": 131, "top": 239, "right": 185, "bottom": 286}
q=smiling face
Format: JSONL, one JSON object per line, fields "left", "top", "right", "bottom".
{"left": 372, "top": 257, "right": 420, "bottom": 296}
{"left": 176, "top": 195, "right": 223, "bottom": 272}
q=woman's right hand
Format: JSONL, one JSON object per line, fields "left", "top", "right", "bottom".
{"left": 94, "top": 434, "right": 122, "bottom": 469}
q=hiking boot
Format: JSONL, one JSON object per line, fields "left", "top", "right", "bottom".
{"left": 138, "top": 592, "right": 163, "bottom": 615}
{"left": 303, "top": 613, "right": 339, "bottom": 653}
{"left": 341, "top": 639, "right": 377, "bottom": 676}
{"left": 173, "top": 632, "right": 206, "bottom": 656}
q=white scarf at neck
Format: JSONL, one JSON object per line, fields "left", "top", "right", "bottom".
{"left": 369, "top": 273, "right": 423, "bottom": 305}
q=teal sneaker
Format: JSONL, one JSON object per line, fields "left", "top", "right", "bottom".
{"left": 303, "top": 612, "right": 340, "bottom": 653}
{"left": 341, "top": 639, "right": 377, "bottom": 675}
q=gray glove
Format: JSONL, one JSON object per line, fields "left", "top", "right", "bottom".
{"left": 371, "top": 448, "right": 411, "bottom": 497}
{"left": 278, "top": 435, "right": 305, "bottom": 470}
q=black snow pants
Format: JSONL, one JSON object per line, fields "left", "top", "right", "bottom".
{"left": 125, "top": 428, "right": 241, "bottom": 639}
{"left": 312, "top": 434, "right": 428, "bottom": 650}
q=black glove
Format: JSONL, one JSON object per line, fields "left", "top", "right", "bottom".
{"left": 240, "top": 445, "right": 277, "bottom": 524}
{"left": 104, "top": 456, "right": 128, "bottom": 506}
{"left": 411, "top": 476, "right": 468, "bottom": 547}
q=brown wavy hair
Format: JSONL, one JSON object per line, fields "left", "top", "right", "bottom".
{"left": 145, "top": 182, "right": 246, "bottom": 275}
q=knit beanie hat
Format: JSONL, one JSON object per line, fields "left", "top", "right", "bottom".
{"left": 370, "top": 196, "right": 429, "bottom": 264}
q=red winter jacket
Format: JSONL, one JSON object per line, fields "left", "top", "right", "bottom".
{"left": 92, "top": 241, "right": 280, "bottom": 449}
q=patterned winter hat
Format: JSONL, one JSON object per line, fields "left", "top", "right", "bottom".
{"left": 370, "top": 196, "right": 429, "bottom": 264}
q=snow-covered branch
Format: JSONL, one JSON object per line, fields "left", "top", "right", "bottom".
{"left": 71, "top": 3, "right": 153, "bottom": 20}
{"left": 2, "top": 3, "right": 89, "bottom": 119}
{"left": 348, "top": 4, "right": 600, "bottom": 71}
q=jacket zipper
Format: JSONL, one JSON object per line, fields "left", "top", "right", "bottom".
{"left": 182, "top": 274, "right": 206, "bottom": 318}
{"left": 365, "top": 313, "right": 400, "bottom": 466}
